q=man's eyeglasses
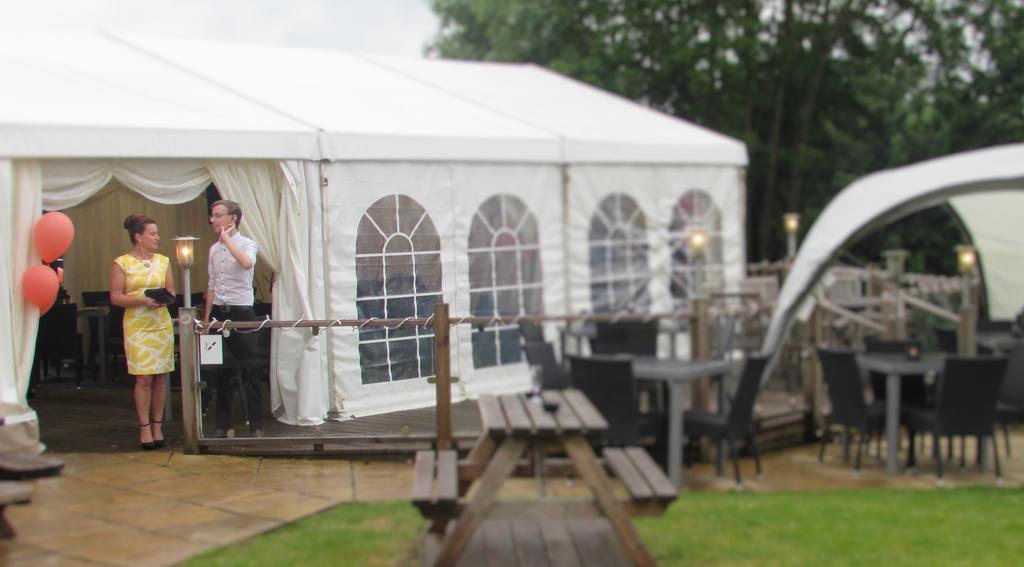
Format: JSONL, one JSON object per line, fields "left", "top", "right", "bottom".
{"left": 210, "top": 213, "right": 228, "bottom": 220}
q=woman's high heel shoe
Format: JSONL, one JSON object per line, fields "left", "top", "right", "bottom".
{"left": 139, "top": 423, "right": 157, "bottom": 451}
{"left": 152, "top": 419, "right": 165, "bottom": 449}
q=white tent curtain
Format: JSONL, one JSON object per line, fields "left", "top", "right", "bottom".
{"left": 272, "top": 161, "right": 327, "bottom": 425}
{"left": 42, "top": 160, "right": 211, "bottom": 210}
{"left": 0, "top": 160, "right": 43, "bottom": 451}
{"left": 207, "top": 161, "right": 283, "bottom": 273}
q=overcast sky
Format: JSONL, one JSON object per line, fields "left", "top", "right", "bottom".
{"left": 1, "top": 0, "right": 440, "bottom": 57}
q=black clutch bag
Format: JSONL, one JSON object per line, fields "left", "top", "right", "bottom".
{"left": 144, "top": 288, "right": 176, "bottom": 305}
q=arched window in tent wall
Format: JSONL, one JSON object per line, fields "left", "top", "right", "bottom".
{"left": 355, "top": 194, "right": 442, "bottom": 384}
{"left": 668, "top": 189, "right": 724, "bottom": 307}
{"left": 588, "top": 193, "right": 651, "bottom": 313}
{"left": 468, "top": 194, "right": 544, "bottom": 368}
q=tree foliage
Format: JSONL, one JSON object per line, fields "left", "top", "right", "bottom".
{"left": 428, "top": 0, "right": 1024, "bottom": 272}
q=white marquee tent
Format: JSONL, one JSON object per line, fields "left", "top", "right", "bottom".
{"left": 763, "top": 144, "right": 1024, "bottom": 355}
{"left": 1, "top": 28, "right": 748, "bottom": 446}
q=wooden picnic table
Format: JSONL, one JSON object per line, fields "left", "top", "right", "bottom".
{"left": 413, "top": 389, "right": 675, "bottom": 566}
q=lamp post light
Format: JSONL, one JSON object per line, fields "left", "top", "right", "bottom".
{"left": 174, "top": 236, "right": 199, "bottom": 308}
{"left": 955, "top": 244, "right": 977, "bottom": 356}
{"left": 955, "top": 244, "right": 976, "bottom": 276}
{"left": 783, "top": 213, "right": 800, "bottom": 259}
{"left": 688, "top": 227, "right": 708, "bottom": 298}
{"left": 955, "top": 243, "right": 977, "bottom": 314}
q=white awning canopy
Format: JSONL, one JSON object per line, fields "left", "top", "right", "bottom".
{"left": 763, "top": 144, "right": 1024, "bottom": 354}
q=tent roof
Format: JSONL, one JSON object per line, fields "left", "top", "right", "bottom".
{"left": 0, "top": 28, "right": 321, "bottom": 159}
{"left": 116, "top": 35, "right": 561, "bottom": 163}
{"left": 763, "top": 144, "right": 1024, "bottom": 354}
{"left": 366, "top": 56, "right": 748, "bottom": 165}
{"left": 2, "top": 28, "right": 746, "bottom": 165}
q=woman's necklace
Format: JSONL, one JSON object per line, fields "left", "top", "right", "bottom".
{"left": 133, "top": 252, "right": 153, "bottom": 268}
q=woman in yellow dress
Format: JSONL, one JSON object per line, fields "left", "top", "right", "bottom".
{"left": 110, "top": 215, "right": 176, "bottom": 450}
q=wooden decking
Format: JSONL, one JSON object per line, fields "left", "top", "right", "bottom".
{"left": 29, "top": 371, "right": 807, "bottom": 456}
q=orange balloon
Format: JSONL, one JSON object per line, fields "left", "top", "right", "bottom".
{"left": 22, "top": 265, "right": 59, "bottom": 314}
{"left": 33, "top": 212, "right": 75, "bottom": 263}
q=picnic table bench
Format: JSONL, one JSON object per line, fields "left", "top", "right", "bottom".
{"left": 413, "top": 389, "right": 676, "bottom": 566}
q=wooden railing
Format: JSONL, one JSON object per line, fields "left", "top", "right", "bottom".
{"left": 176, "top": 299, "right": 773, "bottom": 454}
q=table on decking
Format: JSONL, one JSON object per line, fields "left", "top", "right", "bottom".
{"left": 77, "top": 307, "right": 109, "bottom": 386}
{"left": 633, "top": 357, "right": 732, "bottom": 485}
{"left": 977, "top": 332, "right": 1021, "bottom": 355}
{"left": 856, "top": 352, "right": 944, "bottom": 475}
{"left": 427, "top": 389, "right": 662, "bottom": 566}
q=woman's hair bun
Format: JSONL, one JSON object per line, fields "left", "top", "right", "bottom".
{"left": 123, "top": 215, "right": 137, "bottom": 229}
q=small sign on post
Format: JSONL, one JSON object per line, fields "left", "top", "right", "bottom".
{"left": 199, "top": 335, "right": 223, "bottom": 365}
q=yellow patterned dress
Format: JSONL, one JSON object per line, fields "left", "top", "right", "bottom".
{"left": 115, "top": 254, "right": 175, "bottom": 375}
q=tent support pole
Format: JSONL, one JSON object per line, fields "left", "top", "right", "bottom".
{"left": 559, "top": 164, "right": 573, "bottom": 362}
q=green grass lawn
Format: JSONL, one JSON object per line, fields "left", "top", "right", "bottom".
{"left": 181, "top": 488, "right": 1024, "bottom": 566}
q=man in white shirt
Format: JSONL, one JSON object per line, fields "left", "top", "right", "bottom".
{"left": 204, "top": 200, "right": 263, "bottom": 437}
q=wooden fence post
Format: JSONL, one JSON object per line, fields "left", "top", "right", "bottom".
{"left": 690, "top": 297, "right": 711, "bottom": 411}
{"left": 434, "top": 303, "right": 452, "bottom": 451}
{"left": 958, "top": 275, "right": 977, "bottom": 356}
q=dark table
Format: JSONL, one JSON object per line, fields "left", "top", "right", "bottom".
{"left": 976, "top": 331, "right": 1021, "bottom": 355}
{"left": 856, "top": 352, "right": 944, "bottom": 475}
{"left": 77, "top": 306, "right": 109, "bottom": 386}
{"left": 633, "top": 357, "right": 732, "bottom": 485}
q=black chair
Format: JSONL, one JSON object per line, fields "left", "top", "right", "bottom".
{"left": 522, "top": 342, "right": 569, "bottom": 390}
{"left": 517, "top": 320, "right": 546, "bottom": 344}
{"left": 568, "top": 355, "right": 662, "bottom": 446}
{"left": 589, "top": 321, "right": 658, "bottom": 356}
{"left": 712, "top": 315, "right": 737, "bottom": 360}
{"left": 683, "top": 355, "right": 769, "bottom": 485}
{"left": 33, "top": 303, "right": 84, "bottom": 386}
{"left": 996, "top": 343, "right": 1024, "bottom": 457}
{"left": 864, "top": 337, "right": 929, "bottom": 408}
{"left": 904, "top": 356, "right": 1008, "bottom": 484}
{"left": 978, "top": 319, "right": 1013, "bottom": 333}
{"left": 934, "top": 326, "right": 959, "bottom": 355}
{"left": 589, "top": 321, "right": 663, "bottom": 413}
{"left": 817, "top": 348, "right": 887, "bottom": 471}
